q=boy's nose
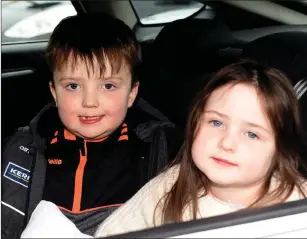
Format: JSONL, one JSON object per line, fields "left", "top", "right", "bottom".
{"left": 82, "top": 92, "right": 99, "bottom": 108}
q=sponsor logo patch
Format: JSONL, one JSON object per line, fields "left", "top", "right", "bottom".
{"left": 3, "top": 162, "right": 31, "bottom": 188}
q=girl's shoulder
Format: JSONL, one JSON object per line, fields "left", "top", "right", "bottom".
{"left": 123, "top": 164, "right": 181, "bottom": 204}
{"left": 286, "top": 178, "right": 307, "bottom": 202}
{"left": 149, "top": 164, "right": 181, "bottom": 193}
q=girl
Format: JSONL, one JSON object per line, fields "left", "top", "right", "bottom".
{"left": 94, "top": 59, "right": 307, "bottom": 237}
{"left": 21, "top": 59, "right": 307, "bottom": 238}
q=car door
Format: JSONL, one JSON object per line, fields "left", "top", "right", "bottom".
{"left": 104, "top": 199, "right": 307, "bottom": 238}
{"left": 1, "top": 1, "right": 78, "bottom": 141}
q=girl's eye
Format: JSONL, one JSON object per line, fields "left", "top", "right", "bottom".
{"left": 66, "top": 83, "right": 79, "bottom": 90}
{"left": 247, "top": 131, "right": 259, "bottom": 139}
{"left": 211, "top": 120, "right": 223, "bottom": 127}
{"left": 103, "top": 83, "right": 116, "bottom": 90}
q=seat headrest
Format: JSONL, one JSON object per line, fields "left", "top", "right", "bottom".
{"left": 242, "top": 32, "right": 307, "bottom": 85}
{"left": 242, "top": 31, "right": 307, "bottom": 136}
{"left": 153, "top": 18, "right": 235, "bottom": 56}
{"left": 140, "top": 19, "right": 235, "bottom": 128}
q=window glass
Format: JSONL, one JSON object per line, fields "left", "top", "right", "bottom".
{"left": 131, "top": 0, "right": 204, "bottom": 25}
{"left": 2, "top": 1, "right": 77, "bottom": 44}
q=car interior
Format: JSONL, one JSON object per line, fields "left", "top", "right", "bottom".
{"left": 2, "top": 0, "right": 307, "bottom": 236}
{"left": 2, "top": 0, "right": 307, "bottom": 139}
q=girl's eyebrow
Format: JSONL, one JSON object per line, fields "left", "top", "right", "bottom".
{"left": 244, "top": 121, "right": 271, "bottom": 135}
{"left": 204, "top": 110, "right": 271, "bottom": 134}
{"left": 205, "top": 110, "right": 229, "bottom": 119}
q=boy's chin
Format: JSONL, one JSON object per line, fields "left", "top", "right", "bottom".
{"left": 74, "top": 130, "right": 110, "bottom": 140}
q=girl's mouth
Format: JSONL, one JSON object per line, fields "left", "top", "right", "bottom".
{"left": 212, "top": 157, "right": 238, "bottom": 167}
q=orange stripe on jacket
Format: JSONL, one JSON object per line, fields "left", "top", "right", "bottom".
{"left": 118, "top": 135, "right": 128, "bottom": 141}
{"left": 64, "top": 129, "right": 77, "bottom": 141}
{"left": 50, "top": 138, "right": 58, "bottom": 144}
{"left": 72, "top": 142, "right": 87, "bottom": 213}
{"left": 121, "top": 127, "right": 128, "bottom": 134}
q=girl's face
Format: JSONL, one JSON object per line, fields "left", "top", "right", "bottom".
{"left": 192, "top": 83, "right": 276, "bottom": 190}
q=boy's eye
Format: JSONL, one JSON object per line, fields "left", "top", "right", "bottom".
{"left": 211, "top": 120, "right": 223, "bottom": 127}
{"left": 103, "top": 83, "right": 116, "bottom": 90}
{"left": 66, "top": 83, "right": 79, "bottom": 90}
{"left": 247, "top": 131, "right": 259, "bottom": 139}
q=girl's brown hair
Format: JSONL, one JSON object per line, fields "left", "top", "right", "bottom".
{"left": 155, "top": 59, "right": 307, "bottom": 225}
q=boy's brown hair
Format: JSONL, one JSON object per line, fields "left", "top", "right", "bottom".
{"left": 46, "top": 13, "right": 141, "bottom": 86}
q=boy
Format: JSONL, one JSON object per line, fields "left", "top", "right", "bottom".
{"left": 2, "top": 14, "right": 181, "bottom": 239}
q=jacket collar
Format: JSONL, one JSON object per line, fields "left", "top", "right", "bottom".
{"left": 29, "top": 102, "right": 61, "bottom": 153}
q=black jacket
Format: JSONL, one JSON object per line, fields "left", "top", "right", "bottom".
{"left": 1, "top": 99, "right": 182, "bottom": 238}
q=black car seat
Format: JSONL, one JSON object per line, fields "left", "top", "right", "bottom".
{"left": 241, "top": 32, "right": 307, "bottom": 136}
{"left": 138, "top": 18, "right": 237, "bottom": 130}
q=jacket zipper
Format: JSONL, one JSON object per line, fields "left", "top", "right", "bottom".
{"left": 72, "top": 141, "right": 87, "bottom": 213}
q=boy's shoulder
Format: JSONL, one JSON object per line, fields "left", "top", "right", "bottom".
{"left": 3, "top": 126, "right": 34, "bottom": 154}
{"left": 127, "top": 98, "right": 182, "bottom": 141}
{"left": 2, "top": 126, "right": 35, "bottom": 206}
{"left": 128, "top": 99, "right": 183, "bottom": 158}
{"left": 125, "top": 98, "right": 183, "bottom": 180}
{"left": 2, "top": 126, "right": 35, "bottom": 169}
{"left": 2, "top": 126, "right": 39, "bottom": 239}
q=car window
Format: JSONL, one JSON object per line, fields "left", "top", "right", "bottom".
{"left": 2, "top": 1, "right": 77, "bottom": 44}
{"left": 131, "top": 0, "right": 204, "bottom": 25}
{"left": 112, "top": 199, "right": 307, "bottom": 238}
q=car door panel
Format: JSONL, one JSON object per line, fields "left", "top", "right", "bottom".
{"left": 2, "top": 42, "right": 53, "bottom": 141}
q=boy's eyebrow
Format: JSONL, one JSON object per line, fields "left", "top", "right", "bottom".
{"left": 98, "top": 77, "right": 123, "bottom": 81}
{"left": 204, "top": 110, "right": 271, "bottom": 134}
{"left": 59, "top": 77, "right": 123, "bottom": 82}
{"left": 59, "top": 77, "right": 83, "bottom": 82}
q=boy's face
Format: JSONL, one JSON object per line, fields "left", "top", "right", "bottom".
{"left": 50, "top": 56, "right": 138, "bottom": 139}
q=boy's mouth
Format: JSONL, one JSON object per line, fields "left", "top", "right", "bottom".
{"left": 79, "top": 115, "right": 104, "bottom": 124}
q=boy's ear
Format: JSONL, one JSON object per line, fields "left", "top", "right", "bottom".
{"left": 128, "top": 82, "right": 139, "bottom": 108}
{"left": 49, "top": 81, "right": 57, "bottom": 106}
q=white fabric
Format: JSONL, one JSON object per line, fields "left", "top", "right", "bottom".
{"left": 21, "top": 200, "right": 93, "bottom": 238}
{"left": 95, "top": 165, "right": 307, "bottom": 237}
